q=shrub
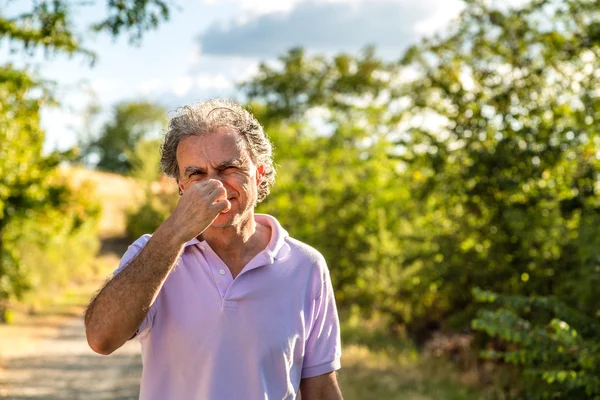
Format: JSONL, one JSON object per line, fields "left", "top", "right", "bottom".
{"left": 472, "top": 288, "right": 600, "bottom": 399}
{"left": 5, "top": 171, "right": 101, "bottom": 310}
{"left": 125, "top": 181, "right": 177, "bottom": 240}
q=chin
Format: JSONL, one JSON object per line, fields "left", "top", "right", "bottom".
{"left": 212, "top": 205, "right": 255, "bottom": 228}
{"left": 211, "top": 214, "right": 236, "bottom": 228}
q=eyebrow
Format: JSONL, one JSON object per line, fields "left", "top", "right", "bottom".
{"left": 183, "top": 158, "right": 244, "bottom": 177}
{"left": 184, "top": 166, "right": 205, "bottom": 177}
{"left": 217, "top": 158, "right": 243, "bottom": 168}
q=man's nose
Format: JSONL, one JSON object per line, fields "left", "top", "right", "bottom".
{"left": 207, "top": 170, "right": 226, "bottom": 185}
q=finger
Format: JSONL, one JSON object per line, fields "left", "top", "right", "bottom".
{"left": 214, "top": 198, "right": 231, "bottom": 213}
{"left": 208, "top": 186, "right": 227, "bottom": 202}
{"left": 205, "top": 179, "right": 225, "bottom": 196}
{"left": 188, "top": 179, "right": 221, "bottom": 192}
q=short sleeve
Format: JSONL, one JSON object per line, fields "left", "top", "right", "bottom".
{"left": 113, "top": 234, "right": 155, "bottom": 338}
{"left": 302, "top": 263, "right": 342, "bottom": 379}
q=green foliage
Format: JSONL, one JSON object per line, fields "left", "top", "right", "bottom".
{"left": 256, "top": 115, "right": 409, "bottom": 321}
{"left": 124, "top": 138, "right": 176, "bottom": 240}
{"left": 11, "top": 175, "right": 101, "bottom": 307}
{"left": 393, "top": 0, "right": 600, "bottom": 336}
{"left": 0, "top": 66, "right": 101, "bottom": 318}
{"left": 241, "top": 46, "right": 395, "bottom": 122}
{"left": 243, "top": 9, "right": 600, "bottom": 397}
{"left": 90, "top": 0, "right": 172, "bottom": 43}
{"left": 125, "top": 184, "right": 177, "bottom": 240}
{"left": 244, "top": 49, "right": 408, "bottom": 324}
{"left": 0, "top": 0, "right": 171, "bottom": 316}
{"left": 0, "top": 65, "right": 55, "bottom": 306}
{"left": 127, "top": 138, "right": 163, "bottom": 183}
{"left": 81, "top": 101, "right": 167, "bottom": 174}
{"left": 1, "top": 0, "right": 172, "bottom": 60}
{"left": 472, "top": 288, "right": 600, "bottom": 399}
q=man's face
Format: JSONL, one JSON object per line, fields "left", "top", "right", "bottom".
{"left": 176, "top": 128, "right": 264, "bottom": 228}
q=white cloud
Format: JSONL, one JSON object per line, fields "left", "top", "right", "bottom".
{"left": 198, "top": 0, "right": 463, "bottom": 58}
{"left": 138, "top": 72, "right": 238, "bottom": 98}
{"left": 41, "top": 107, "right": 84, "bottom": 152}
{"left": 173, "top": 76, "right": 195, "bottom": 97}
{"left": 413, "top": 1, "right": 464, "bottom": 35}
{"left": 89, "top": 77, "right": 122, "bottom": 97}
{"left": 139, "top": 78, "right": 165, "bottom": 96}
{"left": 188, "top": 44, "right": 203, "bottom": 64}
{"left": 198, "top": 0, "right": 436, "bottom": 58}
{"left": 202, "top": 0, "right": 365, "bottom": 17}
{"left": 196, "top": 73, "right": 233, "bottom": 90}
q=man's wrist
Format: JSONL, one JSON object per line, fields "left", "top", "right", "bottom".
{"left": 155, "top": 218, "right": 190, "bottom": 249}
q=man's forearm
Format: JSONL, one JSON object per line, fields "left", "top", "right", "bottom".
{"left": 300, "top": 372, "right": 343, "bottom": 400}
{"left": 85, "top": 223, "right": 185, "bottom": 355}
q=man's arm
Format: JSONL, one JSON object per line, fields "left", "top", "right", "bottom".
{"left": 300, "top": 372, "right": 343, "bottom": 400}
{"left": 84, "top": 179, "right": 229, "bottom": 355}
{"left": 84, "top": 224, "right": 184, "bottom": 355}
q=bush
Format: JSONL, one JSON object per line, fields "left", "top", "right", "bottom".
{"left": 0, "top": 66, "right": 102, "bottom": 317}
{"left": 4, "top": 171, "right": 101, "bottom": 310}
{"left": 472, "top": 288, "right": 600, "bottom": 399}
{"left": 125, "top": 181, "right": 177, "bottom": 240}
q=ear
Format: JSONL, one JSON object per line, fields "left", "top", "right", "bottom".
{"left": 176, "top": 177, "right": 184, "bottom": 195}
{"left": 256, "top": 165, "right": 265, "bottom": 185}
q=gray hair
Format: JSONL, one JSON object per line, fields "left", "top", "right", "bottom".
{"left": 160, "top": 99, "right": 275, "bottom": 203}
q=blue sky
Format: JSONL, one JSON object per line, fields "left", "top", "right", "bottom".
{"left": 2, "top": 0, "right": 469, "bottom": 152}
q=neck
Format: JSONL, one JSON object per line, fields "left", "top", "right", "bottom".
{"left": 200, "top": 213, "right": 258, "bottom": 255}
{"left": 200, "top": 213, "right": 271, "bottom": 278}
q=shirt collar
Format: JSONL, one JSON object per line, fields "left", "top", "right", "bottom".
{"left": 183, "top": 213, "right": 290, "bottom": 260}
{"left": 256, "top": 213, "right": 290, "bottom": 260}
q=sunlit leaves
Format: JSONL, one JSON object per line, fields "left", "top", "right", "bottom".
{"left": 1, "top": 0, "right": 172, "bottom": 60}
{"left": 0, "top": 67, "right": 100, "bottom": 316}
{"left": 81, "top": 101, "right": 167, "bottom": 174}
{"left": 472, "top": 289, "right": 600, "bottom": 398}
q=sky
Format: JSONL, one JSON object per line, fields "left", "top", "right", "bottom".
{"left": 3, "top": 0, "right": 469, "bottom": 152}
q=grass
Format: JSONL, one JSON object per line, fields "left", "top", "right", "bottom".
{"left": 337, "top": 311, "right": 486, "bottom": 400}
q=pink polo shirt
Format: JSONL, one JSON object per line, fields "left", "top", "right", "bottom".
{"left": 114, "top": 214, "right": 342, "bottom": 400}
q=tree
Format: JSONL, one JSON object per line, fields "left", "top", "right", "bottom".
{"left": 241, "top": 46, "right": 398, "bottom": 123}
{"left": 1, "top": 0, "right": 171, "bottom": 59}
{"left": 243, "top": 49, "right": 409, "bottom": 324}
{"left": 396, "top": 0, "right": 600, "bottom": 332}
{"left": 0, "top": 0, "right": 175, "bottom": 319}
{"left": 82, "top": 101, "right": 167, "bottom": 174}
{"left": 0, "top": 67, "right": 54, "bottom": 312}
{"left": 393, "top": 0, "right": 600, "bottom": 396}
{"left": 242, "top": 2, "right": 600, "bottom": 395}
{"left": 0, "top": 66, "right": 101, "bottom": 320}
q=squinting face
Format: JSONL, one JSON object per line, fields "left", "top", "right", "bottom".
{"left": 176, "top": 128, "right": 264, "bottom": 228}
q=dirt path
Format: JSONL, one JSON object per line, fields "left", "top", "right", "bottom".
{"left": 0, "top": 234, "right": 144, "bottom": 400}
{"left": 0, "top": 315, "right": 142, "bottom": 400}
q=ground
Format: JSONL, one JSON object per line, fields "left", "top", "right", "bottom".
{"left": 0, "top": 314, "right": 141, "bottom": 400}
{"left": 0, "top": 234, "right": 143, "bottom": 400}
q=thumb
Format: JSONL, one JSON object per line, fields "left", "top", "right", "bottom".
{"left": 218, "top": 198, "right": 231, "bottom": 214}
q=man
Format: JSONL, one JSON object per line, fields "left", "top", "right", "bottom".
{"left": 84, "top": 99, "right": 343, "bottom": 400}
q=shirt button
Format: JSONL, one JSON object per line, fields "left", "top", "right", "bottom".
{"left": 199, "top": 246, "right": 205, "bottom": 251}
{"left": 219, "top": 269, "right": 226, "bottom": 275}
